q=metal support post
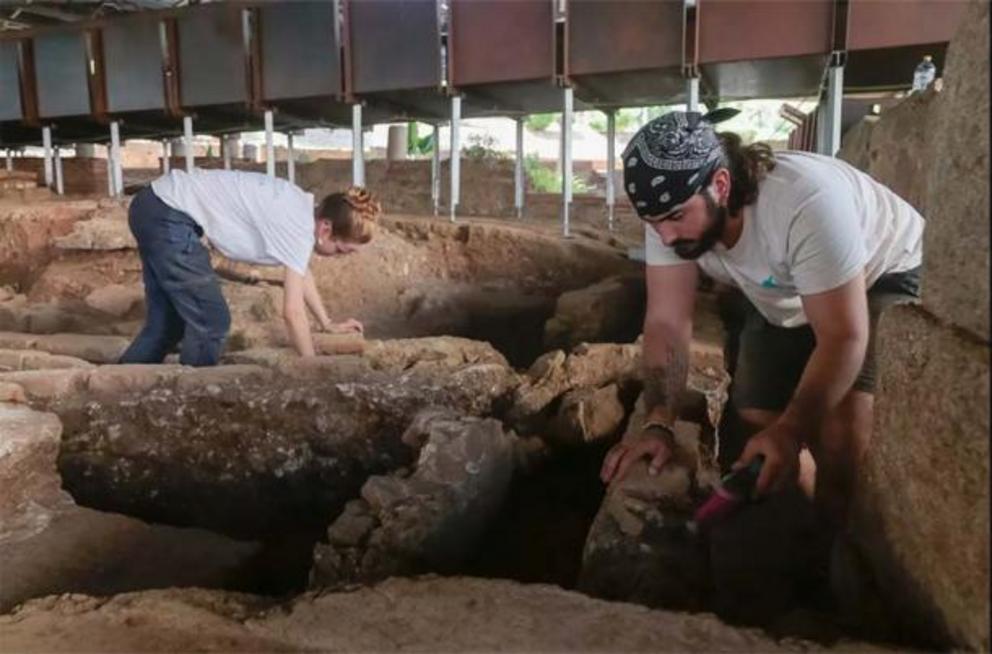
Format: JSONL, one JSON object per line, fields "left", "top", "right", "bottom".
{"left": 162, "top": 139, "right": 171, "bottom": 173}
{"left": 287, "top": 132, "right": 296, "bottom": 184}
{"left": 106, "top": 149, "right": 114, "bottom": 197}
{"left": 42, "top": 126, "right": 53, "bottom": 189}
{"left": 222, "top": 135, "right": 231, "bottom": 170}
{"left": 4, "top": 150, "right": 12, "bottom": 171}
{"left": 110, "top": 120, "right": 123, "bottom": 197}
{"left": 53, "top": 146, "right": 64, "bottom": 195}
{"left": 606, "top": 109, "right": 616, "bottom": 231}
{"left": 450, "top": 95, "right": 461, "bottom": 222}
{"left": 264, "top": 110, "right": 275, "bottom": 178}
{"left": 687, "top": 76, "right": 700, "bottom": 113}
{"left": 514, "top": 117, "right": 524, "bottom": 218}
{"left": 822, "top": 57, "right": 844, "bottom": 156}
{"left": 352, "top": 104, "right": 365, "bottom": 187}
{"left": 430, "top": 123, "right": 440, "bottom": 217}
{"left": 183, "top": 115, "right": 194, "bottom": 171}
{"left": 560, "top": 86, "right": 573, "bottom": 238}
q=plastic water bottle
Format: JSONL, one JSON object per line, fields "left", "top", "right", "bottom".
{"left": 911, "top": 55, "right": 936, "bottom": 93}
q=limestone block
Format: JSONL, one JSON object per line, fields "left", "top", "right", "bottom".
{"left": 0, "top": 382, "right": 26, "bottom": 403}
{"left": 363, "top": 336, "right": 509, "bottom": 372}
{"left": 311, "top": 411, "right": 516, "bottom": 588}
{"left": 53, "top": 218, "right": 136, "bottom": 251}
{"left": 312, "top": 332, "right": 366, "bottom": 355}
{"left": 922, "top": 0, "right": 990, "bottom": 340}
{"left": 0, "top": 369, "right": 90, "bottom": 402}
{"left": 173, "top": 364, "right": 273, "bottom": 391}
{"left": 0, "top": 577, "right": 894, "bottom": 653}
{"left": 0, "top": 403, "right": 63, "bottom": 527}
{"left": 35, "top": 334, "right": 129, "bottom": 364}
{"left": 544, "top": 273, "right": 646, "bottom": 351}
{"left": 87, "top": 364, "right": 186, "bottom": 398}
{"left": 0, "top": 332, "right": 39, "bottom": 350}
{"left": 845, "top": 303, "right": 989, "bottom": 650}
{"left": 84, "top": 284, "right": 144, "bottom": 319}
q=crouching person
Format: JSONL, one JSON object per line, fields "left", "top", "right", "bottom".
{"left": 120, "top": 169, "right": 379, "bottom": 366}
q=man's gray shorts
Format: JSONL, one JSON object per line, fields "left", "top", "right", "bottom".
{"left": 721, "top": 269, "right": 921, "bottom": 412}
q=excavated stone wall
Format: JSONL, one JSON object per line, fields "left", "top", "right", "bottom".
{"left": 836, "top": 3, "right": 990, "bottom": 650}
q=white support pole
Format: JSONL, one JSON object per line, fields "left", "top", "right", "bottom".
{"left": 606, "top": 109, "right": 616, "bottom": 232}
{"left": 106, "top": 149, "right": 114, "bottom": 197}
{"left": 560, "top": 86, "right": 573, "bottom": 238}
{"left": 449, "top": 95, "right": 461, "bottom": 222}
{"left": 514, "top": 117, "right": 524, "bottom": 219}
{"left": 264, "top": 110, "right": 275, "bottom": 178}
{"left": 222, "top": 135, "right": 231, "bottom": 170}
{"left": 110, "top": 120, "right": 123, "bottom": 197}
{"left": 42, "top": 126, "right": 53, "bottom": 189}
{"left": 823, "top": 61, "right": 844, "bottom": 157}
{"left": 162, "top": 139, "right": 171, "bottom": 173}
{"left": 183, "top": 115, "right": 194, "bottom": 171}
{"left": 287, "top": 132, "right": 296, "bottom": 184}
{"left": 687, "top": 76, "right": 700, "bottom": 113}
{"left": 53, "top": 146, "right": 64, "bottom": 195}
{"left": 352, "top": 104, "right": 365, "bottom": 187}
{"left": 4, "top": 150, "right": 12, "bottom": 171}
{"left": 430, "top": 123, "right": 440, "bottom": 217}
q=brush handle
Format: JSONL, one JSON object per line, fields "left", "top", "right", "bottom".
{"left": 720, "top": 455, "right": 765, "bottom": 499}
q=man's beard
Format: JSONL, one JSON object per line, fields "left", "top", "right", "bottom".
{"left": 672, "top": 192, "right": 727, "bottom": 260}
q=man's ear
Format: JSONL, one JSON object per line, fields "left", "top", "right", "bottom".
{"left": 711, "top": 168, "right": 732, "bottom": 205}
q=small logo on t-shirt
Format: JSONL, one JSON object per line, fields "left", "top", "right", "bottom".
{"left": 760, "top": 275, "right": 779, "bottom": 289}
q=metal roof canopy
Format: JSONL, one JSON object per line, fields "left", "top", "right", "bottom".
{"left": 256, "top": 1, "right": 351, "bottom": 127}
{"left": 567, "top": 0, "right": 686, "bottom": 111}
{"left": 844, "top": 0, "right": 968, "bottom": 92}
{"left": 0, "top": 39, "right": 22, "bottom": 122}
{"left": 346, "top": 0, "right": 447, "bottom": 123}
{"left": 174, "top": 2, "right": 253, "bottom": 130}
{"left": 449, "top": 0, "right": 568, "bottom": 118}
{"left": 697, "top": 0, "right": 834, "bottom": 101}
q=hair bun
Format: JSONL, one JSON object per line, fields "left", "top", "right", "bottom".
{"left": 345, "top": 186, "right": 382, "bottom": 223}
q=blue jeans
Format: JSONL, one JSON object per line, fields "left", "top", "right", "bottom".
{"left": 119, "top": 186, "right": 230, "bottom": 366}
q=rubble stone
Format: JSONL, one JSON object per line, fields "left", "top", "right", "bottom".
{"left": 549, "top": 383, "right": 626, "bottom": 445}
{"left": 843, "top": 303, "right": 989, "bottom": 650}
{"left": 86, "top": 364, "right": 186, "bottom": 397}
{"left": 578, "top": 395, "right": 717, "bottom": 611}
{"left": 311, "top": 410, "right": 516, "bottom": 588}
{"left": 921, "top": 0, "right": 990, "bottom": 341}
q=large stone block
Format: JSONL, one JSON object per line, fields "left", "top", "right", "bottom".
{"left": 0, "top": 577, "right": 894, "bottom": 653}
{"left": 922, "top": 1, "right": 990, "bottom": 340}
{"left": 844, "top": 303, "right": 989, "bottom": 650}
{"left": 543, "top": 273, "right": 645, "bottom": 351}
{"left": 0, "top": 369, "right": 91, "bottom": 402}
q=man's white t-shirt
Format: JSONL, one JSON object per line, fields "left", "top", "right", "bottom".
{"left": 645, "top": 151, "right": 924, "bottom": 328}
{"left": 151, "top": 169, "right": 316, "bottom": 276}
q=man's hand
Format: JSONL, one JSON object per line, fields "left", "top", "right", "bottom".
{"left": 323, "top": 318, "right": 364, "bottom": 335}
{"left": 600, "top": 426, "right": 674, "bottom": 484}
{"left": 733, "top": 421, "right": 803, "bottom": 496}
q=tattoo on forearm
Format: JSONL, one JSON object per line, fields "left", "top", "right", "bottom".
{"left": 643, "top": 342, "right": 689, "bottom": 421}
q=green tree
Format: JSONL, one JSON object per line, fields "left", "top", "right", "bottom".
{"left": 525, "top": 113, "right": 557, "bottom": 132}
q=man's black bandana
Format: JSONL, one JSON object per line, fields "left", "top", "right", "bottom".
{"left": 622, "top": 109, "right": 738, "bottom": 220}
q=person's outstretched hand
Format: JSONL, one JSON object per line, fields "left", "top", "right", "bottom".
{"left": 733, "top": 421, "right": 802, "bottom": 496}
{"left": 328, "top": 319, "right": 364, "bottom": 335}
{"left": 600, "top": 426, "right": 674, "bottom": 484}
